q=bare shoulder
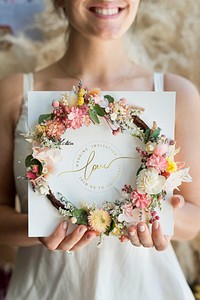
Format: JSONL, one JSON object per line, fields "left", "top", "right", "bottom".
{"left": 164, "top": 73, "right": 200, "bottom": 108}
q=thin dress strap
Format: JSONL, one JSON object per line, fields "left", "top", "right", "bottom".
{"left": 23, "top": 73, "right": 34, "bottom": 96}
{"left": 153, "top": 73, "right": 164, "bottom": 92}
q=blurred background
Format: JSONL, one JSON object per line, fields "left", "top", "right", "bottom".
{"left": 0, "top": 0, "right": 200, "bottom": 299}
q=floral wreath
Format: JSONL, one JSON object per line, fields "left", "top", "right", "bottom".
{"left": 25, "top": 81, "right": 192, "bottom": 244}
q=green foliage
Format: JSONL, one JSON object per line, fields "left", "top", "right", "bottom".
{"left": 89, "top": 109, "right": 100, "bottom": 124}
{"left": 144, "top": 127, "right": 161, "bottom": 142}
{"left": 105, "top": 220, "right": 115, "bottom": 236}
{"left": 150, "top": 128, "right": 161, "bottom": 140}
{"left": 72, "top": 208, "right": 88, "bottom": 226}
{"left": 104, "top": 95, "right": 114, "bottom": 103}
{"left": 93, "top": 104, "right": 105, "bottom": 116}
{"left": 25, "top": 154, "right": 43, "bottom": 174}
{"left": 38, "top": 113, "right": 53, "bottom": 124}
{"left": 144, "top": 129, "right": 150, "bottom": 143}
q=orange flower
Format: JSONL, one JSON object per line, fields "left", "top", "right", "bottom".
{"left": 88, "top": 88, "right": 101, "bottom": 97}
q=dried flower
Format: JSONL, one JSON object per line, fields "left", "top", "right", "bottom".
{"left": 88, "top": 209, "right": 111, "bottom": 233}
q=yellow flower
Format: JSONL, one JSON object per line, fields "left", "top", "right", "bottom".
{"left": 111, "top": 224, "right": 121, "bottom": 236}
{"left": 166, "top": 158, "right": 177, "bottom": 173}
{"left": 77, "top": 88, "right": 86, "bottom": 106}
{"left": 88, "top": 209, "right": 111, "bottom": 233}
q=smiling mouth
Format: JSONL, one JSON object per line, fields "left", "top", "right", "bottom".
{"left": 89, "top": 7, "right": 123, "bottom": 16}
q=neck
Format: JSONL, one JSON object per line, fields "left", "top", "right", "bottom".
{"left": 58, "top": 29, "right": 136, "bottom": 87}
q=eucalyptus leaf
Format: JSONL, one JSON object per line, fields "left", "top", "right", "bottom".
{"left": 144, "top": 128, "right": 151, "bottom": 142}
{"left": 150, "top": 128, "right": 161, "bottom": 140}
{"left": 104, "top": 95, "right": 114, "bottom": 103}
{"left": 89, "top": 109, "right": 100, "bottom": 124}
{"left": 93, "top": 104, "right": 105, "bottom": 116}
{"left": 38, "top": 113, "right": 53, "bottom": 124}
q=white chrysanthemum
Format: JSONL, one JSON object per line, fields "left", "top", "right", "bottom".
{"left": 136, "top": 168, "right": 166, "bottom": 195}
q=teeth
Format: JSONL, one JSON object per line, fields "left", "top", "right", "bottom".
{"left": 94, "top": 8, "right": 119, "bottom": 16}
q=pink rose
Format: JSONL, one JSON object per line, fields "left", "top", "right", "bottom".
{"left": 26, "top": 171, "right": 37, "bottom": 180}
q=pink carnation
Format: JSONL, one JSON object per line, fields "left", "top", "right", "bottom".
{"left": 146, "top": 154, "right": 167, "bottom": 173}
{"left": 131, "top": 190, "right": 151, "bottom": 209}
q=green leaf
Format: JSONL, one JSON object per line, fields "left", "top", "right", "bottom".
{"left": 72, "top": 209, "right": 88, "bottom": 226}
{"left": 105, "top": 220, "right": 115, "bottom": 236}
{"left": 150, "top": 127, "right": 161, "bottom": 140}
{"left": 136, "top": 166, "right": 144, "bottom": 176}
{"left": 25, "top": 155, "right": 34, "bottom": 167}
{"left": 25, "top": 155, "right": 43, "bottom": 174}
{"left": 144, "top": 128, "right": 151, "bottom": 142}
{"left": 89, "top": 109, "right": 100, "bottom": 124}
{"left": 38, "top": 113, "right": 53, "bottom": 124}
{"left": 93, "top": 104, "right": 105, "bottom": 116}
{"left": 104, "top": 95, "right": 114, "bottom": 103}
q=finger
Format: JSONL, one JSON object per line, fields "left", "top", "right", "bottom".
{"left": 136, "top": 222, "right": 153, "bottom": 248}
{"left": 171, "top": 194, "right": 185, "bottom": 209}
{"left": 39, "top": 220, "right": 69, "bottom": 251}
{"left": 119, "top": 235, "right": 129, "bottom": 243}
{"left": 128, "top": 225, "right": 141, "bottom": 247}
{"left": 152, "top": 221, "right": 170, "bottom": 251}
{"left": 70, "top": 230, "right": 97, "bottom": 251}
{"left": 58, "top": 225, "right": 88, "bottom": 251}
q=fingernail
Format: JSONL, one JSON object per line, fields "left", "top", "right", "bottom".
{"left": 153, "top": 220, "right": 159, "bottom": 230}
{"left": 78, "top": 226, "right": 87, "bottom": 235}
{"left": 139, "top": 225, "right": 145, "bottom": 232}
{"left": 63, "top": 221, "right": 68, "bottom": 230}
{"left": 87, "top": 233, "right": 95, "bottom": 240}
{"left": 129, "top": 231, "right": 135, "bottom": 237}
{"left": 177, "top": 195, "right": 184, "bottom": 207}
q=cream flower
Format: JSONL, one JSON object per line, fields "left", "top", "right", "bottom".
{"left": 66, "top": 88, "right": 78, "bottom": 108}
{"left": 88, "top": 209, "right": 111, "bottom": 233}
{"left": 136, "top": 168, "right": 166, "bottom": 195}
{"left": 34, "top": 177, "right": 49, "bottom": 195}
{"left": 163, "top": 167, "right": 192, "bottom": 193}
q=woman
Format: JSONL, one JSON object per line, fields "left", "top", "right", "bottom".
{"left": 0, "top": 1, "right": 200, "bottom": 299}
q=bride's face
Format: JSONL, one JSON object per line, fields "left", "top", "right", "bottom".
{"left": 59, "top": 0, "right": 140, "bottom": 40}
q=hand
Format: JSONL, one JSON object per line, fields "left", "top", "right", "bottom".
{"left": 123, "top": 194, "right": 185, "bottom": 251}
{"left": 125, "top": 221, "right": 170, "bottom": 251}
{"left": 170, "top": 194, "right": 185, "bottom": 209}
{"left": 39, "top": 221, "right": 97, "bottom": 252}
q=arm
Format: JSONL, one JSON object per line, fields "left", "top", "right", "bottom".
{"left": 127, "top": 74, "right": 200, "bottom": 249}
{"left": 165, "top": 74, "right": 200, "bottom": 241}
{"left": 0, "top": 74, "right": 38, "bottom": 246}
{"left": 0, "top": 74, "right": 96, "bottom": 250}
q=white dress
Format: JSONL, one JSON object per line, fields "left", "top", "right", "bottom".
{"left": 5, "top": 73, "right": 195, "bottom": 300}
